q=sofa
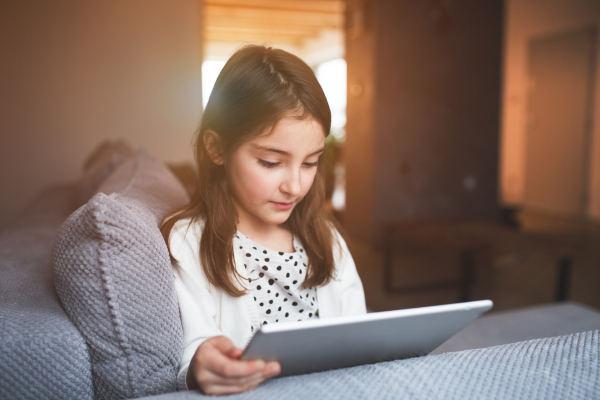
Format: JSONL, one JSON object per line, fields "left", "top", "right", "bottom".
{"left": 1, "top": 143, "right": 599, "bottom": 400}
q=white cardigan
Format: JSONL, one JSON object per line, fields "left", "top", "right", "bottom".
{"left": 169, "top": 219, "right": 367, "bottom": 390}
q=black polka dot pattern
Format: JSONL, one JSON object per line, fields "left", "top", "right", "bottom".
{"left": 234, "top": 231, "right": 319, "bottom": 327}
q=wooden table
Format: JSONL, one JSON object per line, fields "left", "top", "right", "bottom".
{"left": 381, "top": 219, "right": 573, "bottom": 303}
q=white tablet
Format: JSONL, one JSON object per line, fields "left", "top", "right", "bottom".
{"left": 241, "top": 300, "right": 493, "bottom": 377}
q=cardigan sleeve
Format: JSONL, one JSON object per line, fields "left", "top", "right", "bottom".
{"left": 170, "top": 220, "right": 224, "bottom": 391}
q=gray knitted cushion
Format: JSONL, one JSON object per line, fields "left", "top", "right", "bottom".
{"left": 139, "top": 330, "right": 599, "bottom": 400}
{"left": 76, "top": 140, "right": 135, "bottom": 207}
{"left": 52, "top": 150, "right": 189, "bottom": 400}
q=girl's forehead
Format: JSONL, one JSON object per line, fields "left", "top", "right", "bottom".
{"left": 253, "top": 117, "right": 325, "bottom": 147}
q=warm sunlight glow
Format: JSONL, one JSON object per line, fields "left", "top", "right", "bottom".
{"left": 316, "top": 58, "right": 347, "bottom": 136}
{"left": 202, "top": 59, "right": 227, "bottom": 108}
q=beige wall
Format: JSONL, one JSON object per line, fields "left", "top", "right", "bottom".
{"left": 0, "top": 0, "right": 202, "bottom": 230}
{"left": 501, "top": 0, "right": 600, "bottom": 218}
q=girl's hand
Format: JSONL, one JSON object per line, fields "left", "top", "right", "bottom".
{"left": 186, "top": 335, "right": 281, "bottom": 395}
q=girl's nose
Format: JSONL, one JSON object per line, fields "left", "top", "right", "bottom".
{"left": 281, "top": 168, "right": 301, "bottom": 197}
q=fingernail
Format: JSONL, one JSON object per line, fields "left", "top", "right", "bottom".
{"left": 254, "top": 360, "right": 265, "bottom": 370}
{"left": 268, "top": 363, "right": 280, "bottom": 376}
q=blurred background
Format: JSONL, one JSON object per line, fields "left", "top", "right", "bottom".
{"left": 1, "top": 0, "right": 599, "bottom": 313}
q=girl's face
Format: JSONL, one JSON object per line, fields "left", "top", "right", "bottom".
{"left": 225, "top": 116, "right": 325, "bottom": 231}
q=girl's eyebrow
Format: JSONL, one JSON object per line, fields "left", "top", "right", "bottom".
{"left": 252, "top": 144, "right": 324, "bottom": 157}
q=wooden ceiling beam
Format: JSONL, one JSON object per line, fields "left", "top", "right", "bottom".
{"left": 205, "top": 0, "right": 344, "bottom": 14}
{"left": 203, "top": 0, "right": 344, "bottom": 49}
{"left": 206, "top": 17, "right": 330, "bottom": 34}
{"left": 205, "top": 6, "right": 343, "bottom": 28}
{"left": 205, "top": 30, "right": 307, "bottom": 47}
{"left": 206, "top": 26, "right": 322, "bottom": 39}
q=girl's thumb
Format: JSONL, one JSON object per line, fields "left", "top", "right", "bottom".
{"left": 215, "top": 336, "right": 242, "bottom": 358}
{"left": 228, "top": 347, "right": 244, "bottom": 359}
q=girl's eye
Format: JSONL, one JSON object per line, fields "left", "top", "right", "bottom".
{"left": 258, "top": 159, "right": 280, "bottom": 168}
{"left": 303, "top": 162, "right": 318, "bottom": 168}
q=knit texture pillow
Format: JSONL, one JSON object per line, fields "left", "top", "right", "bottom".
{"left": 76, "top": 139, "right": 135, "bottom": 207}
{"left": 52, "top": 150, "right": 189, "bottom": 400}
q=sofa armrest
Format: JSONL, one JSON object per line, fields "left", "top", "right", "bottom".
{"left": 432, "top": 301, "right": 600, "bottom": 354}
{"left": 0, "top": 185, "right": 93, "bottom": 400}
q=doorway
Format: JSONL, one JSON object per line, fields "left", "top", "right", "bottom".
{"left": 524, "top": 27, "right": 597, "bottom": 217}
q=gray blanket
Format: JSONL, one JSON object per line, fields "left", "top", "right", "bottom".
{"left": 142, "top": 329, "right": 599, "bottom": 400}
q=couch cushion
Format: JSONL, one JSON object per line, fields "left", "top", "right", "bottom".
{"left": 53, "top": 150, "right": 189, "bottom": 400}
{"left": 76, "top": 140, "right": 135, "bottom": 207}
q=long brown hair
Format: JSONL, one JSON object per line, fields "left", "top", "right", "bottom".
{"left": 161, "top": 45, "right": 337, "bottom": 297}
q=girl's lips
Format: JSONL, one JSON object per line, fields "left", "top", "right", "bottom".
{"left": 270, "top": 201, "right": 294, "bottom": 210}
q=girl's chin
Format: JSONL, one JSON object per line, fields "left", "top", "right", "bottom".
{"left": 268, "top": 212, "right": 293, "bottom": 225}
{"left": 262, "top": 208, "right": 294, "bottom": 225}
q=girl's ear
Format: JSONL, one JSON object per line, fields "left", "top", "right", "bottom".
{"left": 203, "top": 130, "right": 225, "bottom": 165}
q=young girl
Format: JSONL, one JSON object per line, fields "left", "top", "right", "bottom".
{"left": 161, "top": 45, "right": 366, "bottom": 396}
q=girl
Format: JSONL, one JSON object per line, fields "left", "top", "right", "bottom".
{"left": 161, "top": 45, "right": 366, "bottom": 396}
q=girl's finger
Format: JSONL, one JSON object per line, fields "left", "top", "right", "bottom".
{"left": 203, "top": 338, "right": 265, "bottom": 378}
{"left": 203, "top": 381, "right": 262, "bottom": 396}
{"left": 263, "top": 361, "right": 281, "bottom": 378}
{"left": 210, "top": 361, "right": 280, "bottom": 391}
{"left": 204, "top": 360, "right": 279, "bottom": 387}
{"left": 199, "top": 368, "right": 266, "bottom": 393}
{"left": 209, "top": 351, "right": 265, "bottom": 378}
{"left": 218, "top": 371, "right": 266, "bottom": 388}
{"left": 228, "top": 347, "right": 244, "bottom": 359}
{"left": 201, "top": 360, "right": 264, "bottom": 382}
{"left": 207, "top": 335, "right": 241, "bottom": 361}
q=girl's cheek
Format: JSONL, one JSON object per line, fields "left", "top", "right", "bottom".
{"left": 300, "top": 170, "right": 318, "bottom": 195}
{"left": 248, "top": 166, "right": 280, "bottom": 198}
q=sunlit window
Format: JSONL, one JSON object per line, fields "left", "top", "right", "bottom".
{"left": 316, "top": 58, "right": 347, "bottom": 211}
{"left": 202, "top": 59, "right": 226, "bottom": 109}
{"left": 316, "top": 58, "right": 347, "bottom": 139}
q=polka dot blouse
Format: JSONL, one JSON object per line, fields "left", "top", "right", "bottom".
{"left": 234, "top": 231, "right": 319, "bottom": 327}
